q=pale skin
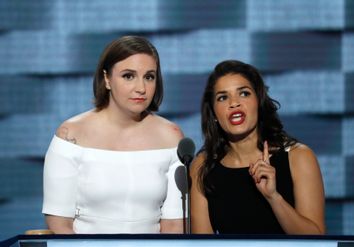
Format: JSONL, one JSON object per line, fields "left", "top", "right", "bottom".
{"left": 46, "top": 54, "right": 184, "bottom": 234}
{"left": 190, "top": 73, "right": 325, "bottom": 234}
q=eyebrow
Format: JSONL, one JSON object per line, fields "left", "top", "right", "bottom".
{"left": 145, "top": 70, "right": 157, "bottom": 74}
{"left": 120, "top": 69, "right": 156, "bottom": 74}
{"left": 215, "top": 86, "right": 252, "bottom": 95}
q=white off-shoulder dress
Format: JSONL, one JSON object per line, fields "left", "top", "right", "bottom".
{"left": 42, "top": 135, "right": 184, "bottom": 233}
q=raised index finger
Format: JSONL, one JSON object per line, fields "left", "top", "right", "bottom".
{"left": 263, "top": 140, "right": 270, "bottom": 163}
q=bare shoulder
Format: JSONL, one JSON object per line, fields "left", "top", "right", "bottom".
{"left": 288, "top": 143, "right": 321, "bottom": 175}
{"left": 148, "top": 114, "right": 184, "bottom": 146}
{"left": 289, "top": 143, "right": 318, "bottom": 163}
{"left": 190, "top": 152, "right": 206, "bottom": 177}
{"left": 56, "top": 110, "right": 96, "bottom": 144}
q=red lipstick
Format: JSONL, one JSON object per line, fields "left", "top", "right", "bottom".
{"left": 229, "top": 110, "right": 245, "bottom": 125}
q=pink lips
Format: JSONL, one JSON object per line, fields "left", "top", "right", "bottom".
{"left": 130, "top": 98, "right": 146, "bottom": 103}
{"left": 228, "top": 110, "right": 245, "bottom": 125}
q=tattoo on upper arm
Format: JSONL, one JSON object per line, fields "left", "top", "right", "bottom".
{"left": 57, "top": 126, "right": 77, "bottom": 144}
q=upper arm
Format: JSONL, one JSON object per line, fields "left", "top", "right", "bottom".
{"left": 153, "top": 116, "right": 184, "bottom": 147}
{"left": 163, "top": 121, "right": 184, "bottom": 145}
{"left": 289, "top": 144, "right": 325, "bottom": 233}
{"left": 168, "top": 122, "right": 184, "bottom": 140}
{"left": 190, "top": 153, "right": 214, "bottom": 233}
{"left": 43, "top": 132, "right": 81, "bottom": 224}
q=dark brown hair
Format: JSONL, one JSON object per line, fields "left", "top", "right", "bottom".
{"left": 93, "top": 36, "right": 163, "bottom": 111}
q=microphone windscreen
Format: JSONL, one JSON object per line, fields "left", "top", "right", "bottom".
{"left": 174, "top": 166, "right": 188, "bottom": 194}
{"left": 177, "top": 137, "right": 196, "bottom": 164}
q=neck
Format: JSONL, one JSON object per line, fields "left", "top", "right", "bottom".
{"left": 225, "top": 128, "right": 262, "bottom": 166}
{"left": 101, "top": 104, "right": 148, "bottom": 129}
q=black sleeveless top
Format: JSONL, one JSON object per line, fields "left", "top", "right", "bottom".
{"left": 205, "top": 149, "right": 294, "bottom": 234}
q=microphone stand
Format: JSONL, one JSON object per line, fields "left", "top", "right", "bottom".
{"left": 175, "top": 164, "right": 189, "bottom": 234}
{"left": 181, "top": 180, "right": 187, "bottom": 234}
{"left": 186, "top": 164, "right": 191, "bottom": 234}
{"left": 176, "top": 137, "right": 195, "bottom": 234}
{"left": 183, "top": 157, "right": 192, "bottom": 234}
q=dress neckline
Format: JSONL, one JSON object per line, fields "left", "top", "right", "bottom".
{"left": 218, "top": 151, "right": 281, "bottom": 170}
{"left": 53, "top": 135, "right": 177, "bottom": 153}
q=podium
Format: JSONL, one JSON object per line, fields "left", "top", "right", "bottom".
{"left": 1, "top": 234, "right": 354, "bottom": 247}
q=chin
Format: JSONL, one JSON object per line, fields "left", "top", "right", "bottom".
{"left": 130, "top": 106, "right": 149, "bottom": 114}
{"left": 227, "top": 126, "right": 257, "bottom": 139}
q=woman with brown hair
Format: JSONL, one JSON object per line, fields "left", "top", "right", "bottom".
{"left": 42, "top": 36, "right": 184, "bottom": 234}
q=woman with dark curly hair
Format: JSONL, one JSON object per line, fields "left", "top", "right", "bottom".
{"left": 190, "top": 60, "right": 325, "bottom": 234}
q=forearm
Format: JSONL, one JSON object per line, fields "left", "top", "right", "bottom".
{"left": 49, "top": 226, "right": 75, "bottom": 234}
{"left": 46, "top": 215, "right": 75, "bottom": 234}
{"left": 160, "top": 219, "right": 184, "bottom": 233}
{"left": 268, "top": 193, "right": 325, "bottom": 234}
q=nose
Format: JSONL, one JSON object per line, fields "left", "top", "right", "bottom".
{"left": 229, "top": 96, "right": 240, "bottom": 108}
{"left": 135, "top": 78, "right": 146, "bottom": 94}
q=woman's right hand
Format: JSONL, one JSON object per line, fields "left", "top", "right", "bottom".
{"left": 249, "top": 141, "right": 278, "bottom": 201}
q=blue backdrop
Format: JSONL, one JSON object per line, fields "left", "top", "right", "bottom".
{"left": 0, "top": 0, "right": 353, "bottom": 239}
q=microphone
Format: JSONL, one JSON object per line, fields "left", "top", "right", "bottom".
{"left": 177, "top": 137, "right": 196, "bottom": 166}
{"left": 176, "top": 137, "right": 196, "bottom": 234}
{"left": 174, "top": 166, "right": 188, "bottom": 195}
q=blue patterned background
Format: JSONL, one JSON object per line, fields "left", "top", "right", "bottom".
{"left": 0, "top": 0, "right": 353, "bottom": 239}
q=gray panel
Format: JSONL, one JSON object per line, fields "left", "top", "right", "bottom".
{"left": 280, "top": 115, "right": 342, "bottom": 155}
{"left": 0, "top": 76, "right": 53, "bottom": 114}
{"left": 0, "top": 114, "right": 61, "bottom": 157}
{"left": 345, "top": 156, "right": 354, "bottom": 197}
{"left": 0, "top": 158, "right": 43, "bottom": 197}
{"left": 0, "top": 30, "right": 251, "bottom": 75}
{"left": 343, "top": 33, "right": 354, "bottom": 72}
{"left": 0, "top": 196, "right": 45, "bottom": 240}
{"left": 161, "top": 73, "right": 207, "bottom": 114}
{"left": 345, "top": 73, "right": 354, "bottom": 112}
{"left": 158, "top": 0, "right": 246, "bottom": 30}
{"left": 0, "top": 32, "right": 121, "bottom": 74}
{"left": 345, "top": 0, "right": 354, "bottom": 28}
{"left": 251, "top": 32, "right": 341, "bottom": 71}
{"left": 325, "top": 200, "right": 343, "bottom": 235}
{"left": 248, "top": 0, "right": 345, "bottom": 31}
{"left": 319, "top": 155, "right": 346, "bottom": 198}
{"left": 51, "top": 0, "right": 159, "bottom": 32}
{"left": 45, "top": 77, "right": 93, "bottom": 115}
{"left": 152, "top": 30, "right": 251, "bottom": 74}
{"left": 265, "top": 71, "right": 346, "bottom": 114}
{"left": 164, "top": 71, "right": 352, "bottom": 115}
{"left": 343, "top": 117, "right": 354, "bottom": 156}
{"left": 343, "top": 200, "right": 354, "bottom": 235}
{"left": 0, "top": 75, "right": 93, "bottom": 114}
{"left": 0, "top": 0, "right": 54, "bottom": 30}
